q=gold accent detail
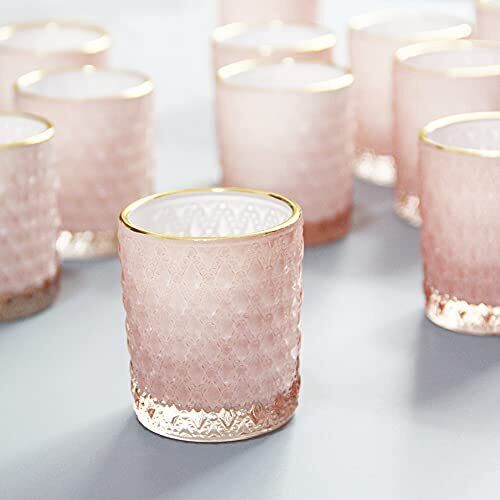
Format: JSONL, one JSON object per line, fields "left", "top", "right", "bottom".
{"left": 57, "top": 230, "right": 117, "bottom": 260}
{"left": 212, "top": 20, "right": 336, "bottom": 55}
{"left": 395, "top": 39, "right": 500, "bottom": 77}
{"left": 0, "top": 20, "right": 111, "bottom": 55}
{"left": 131, "top": 377, "right": 299, "bottom": 443}
{"left": 420, "top": 112, "right": 500, "bottom": 158}
{"left": 217, "top": 57, "right": 353, "bottom": 93}
{"left": 0, "top": 111, "right": 54, "bottom": 150}
{"left": 349, "top": 9, "right": 472, "bottom": 42}
{"left": 119, "top": 187, "right": 302, "bottom": 241}
{"left": 476, "top": 0, "right": 500, "bottom": 12}
{"left": 15, "top": 65, "right": 154, "bottom": 101}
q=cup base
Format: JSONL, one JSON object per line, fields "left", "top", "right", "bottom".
{"left": 304, "top": 208, "right": 351, "bottom": 247}
{"left": 57, "top": 230, "right": 117, "bottom": 260}
{"left": 131, "top": 377, "right": 299, "bottom": 443}
{"left": 354, "top": 151, "right": 396, "bottom": 187}
{"left": 0, "top": 271, "right": 60, "bottom": 321}
{"left": 394, "top": 193, "right": 421, "bottom": 227}
{"left": 426, "top": 287, "right": 500, "bottom": 336}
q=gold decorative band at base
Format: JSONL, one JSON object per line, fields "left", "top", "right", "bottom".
{"left": 0, "top": 270, "right": 60, "bottom": 321}
{"left": 425, "top": 286, "right": 500, "bottom": 336}
{"left": 131, "top": 377, "right": 300, "bottom": 443}
{"left": 304, "top": 207, "right": 351, "bottom": 247}
{"left": 394, "top": 192, "right": 421, "bottom": 227}
{"left": 353, "top": 151, "right": 396, "bottom": 187}
{"left": 57, "top": 229, "right": 118, "bottom": 260}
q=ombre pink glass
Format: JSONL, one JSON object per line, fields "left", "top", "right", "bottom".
{"left": 394, "top": 40, "right": 500, "bottom": 226}
{"left": 419, "top": 113, "right": 500, "bottom": 335}
{"left": 212, "top": 21, "right": 335, "bottom": 71}
{"left": 15, "top": 66, "right": 154, "bottom": 259}
{"left": 348, "top": 10, "right": 471, "bottom": 187}
{"left": 0, "top": 21, "right": 111, "bottom": 108}
{"left": 476, "top": 0, "right": 500, "bottom": 40}
{"left": 216, "top": 59, "right": 354, "bottom": 247}
{"left": 118, "top": 188, "right": 304, "bottom": 442}
{"left": 217, "top": 0, "right": 318, "bottom": 25}
{"left": 0, "top": 113, "right": 59, "bottom": 320}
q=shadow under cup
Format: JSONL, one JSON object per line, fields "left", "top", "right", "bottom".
{"left": 419, "top": 112, "right": 500, "bottom": 335}
{"left": 118, "top": 188, "right": 304, "bottom": 442}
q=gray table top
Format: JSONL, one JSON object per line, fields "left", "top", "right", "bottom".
{"left": 4, "top": 1, "right": 500, "bottom": 500}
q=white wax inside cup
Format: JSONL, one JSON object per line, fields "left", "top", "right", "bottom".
{"left": 219, "top": 23, "right": 331, "bottom": 48}
{"left": 0, "top": 24, "right": 104, "bottom": 51}
{"left": 360, "top": 12, "right": 468, "bottom": 39}
{"left": 427, "top": 119, "right": 500, "bottom": 151}
{"left": 127, "top": 191, "right": 294, "bottom": 238}
{"left": 19, "top": 69, "right": 147, "bottom": 99}
{"left": 226, "top": 62, "right": 347, "bottom": 89}
{"left": 0, "top": 115, "right": 49, "bottom": 144}
{"left": 407, "top": 47, "right": 500, "bottom": 69}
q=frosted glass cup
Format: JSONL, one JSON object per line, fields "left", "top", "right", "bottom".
{"left": 216, "top": 59, "right": 354, "bottom": 247}
{"left": 213, "top": 21, "right": 335, "bottom": 70}
{"left": 217, "top": 0, "right": 318, "bottom": 25}
{"left": 0, "top": 21, "right": 111, "bottom": 108}
{"left": 476, "top": 0, "right": 500, "bottom": 40}
{"left": 15, "top": 66, "right": 154, "bottom": 259}
{"left": 394, "top": 40, "right": 500, "bottom": 226}
{"left": 348, "top": 10, "right": 471, "bottom": 186}
{"left": 0, "top": 112, "right": 60, "bottom": 320}
{"left": 419, "top": 112, "right": 500, "bottom": 335}
{"left": 119, "top": 188, "right": 304, "bottom": 442}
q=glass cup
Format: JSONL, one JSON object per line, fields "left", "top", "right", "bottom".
{"left": 476, "top": 0, "right": 500, "bottom": 40}
{"left": 216, "top": 58, "right": 354, "bottom": 246}
{"left": 217, "top": 0, "right": 318, "bottom": 25}
{"left": 15, "top": 66, "right": 154, "bottom": 259}
{"left": 419, "top": 112, "right": 500, "bottom": 335}
{"left": 394, "top": 39, "right": 500, "bottom": 226}
{"left": 212, "top": 21, "right": 335, "bottom": 71}
{"left": 348, "top": 9, "right": 472, "bottom": 187}
{"left": 119, "top": 187, "right": 304, "bottom": 442}
{"left": 0, "top": 112, "right": 60, "bottom": 320}
{"left": 0, "top": 21, "right": 111, "bottom": 108}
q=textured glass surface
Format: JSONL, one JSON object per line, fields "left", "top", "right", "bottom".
{"left": 476, "top": 2, "right": 500, "bottom": 40}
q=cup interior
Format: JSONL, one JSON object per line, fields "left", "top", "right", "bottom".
{"left": 0, "top": 114, "right": 50, "bottom": 145}
{"left": 124, "top": 190, "right": 297, "bottom": 238}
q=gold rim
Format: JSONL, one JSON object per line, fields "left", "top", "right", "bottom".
{"left": 212, "top": 20, "right": 336, "bottom": 56}
{"left": 0, "top": 20, "right": 111, "bottom": 55}
{"left": 217, "top": 57, "right": 353, "bottom": 93}
{"left": 15, "top": 65, "right": 154, "bottom": 101}
{"left": 349, "top": 9, "right": 472, "bottom": 42}
{"left": 420, "top": 111, "right": 500, "bottom": 158}
{"left": 476, "top": 0, "right": 500, "bottom": 12}
{"left": 120, "top": 187, "right": 302, "bottom": 241}
{"left": 0, "top": 111, "right": 54, "bottom": 150}
{"left": 395, "top": 39, "right": 500, "bottom": 77}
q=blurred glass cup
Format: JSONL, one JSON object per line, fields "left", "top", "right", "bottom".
{"left": 476, "top": 0, "right": 500, "bottom": 40}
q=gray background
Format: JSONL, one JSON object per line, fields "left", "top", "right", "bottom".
{"left": 3, "top": 1, "right": 500, "bottom": 500}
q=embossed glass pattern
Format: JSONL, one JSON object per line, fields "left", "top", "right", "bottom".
{"left": 476, "top": 0, "right": 500, "bottom": 40}
{"left": 419, "top": 113, "right": 500, "bottom": 335}
{"left": 0, "top": 21, "right": 110, "bottom": 108}
{"left": 0, "top": 113, "right": 60, "bottom": 320}
{"left": 15, "top": 66, "right": 154, "bottom": 259}
{"left": 212, "top": 21, "right": 335, "bottom": 71}
{"left": 217, "top": 0, "right": 318, "bottom": 25}
{"left": 216, "top": 59, "right": 354, "bottom": 247}
{"left": 118, "top": 188, "right": 304, "bottom": 442}
{"left": 348, "top": 10, "right": 471, "bottom": 186}
{"left": 394, "top": 40, "right": 500, "bottom": 226}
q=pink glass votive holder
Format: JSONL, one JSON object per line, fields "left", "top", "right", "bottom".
{"left": 15, "top": 66, "right": 154, "bottom": 260}
{"left": 0, "top": 112, "right": 60, "bottom": 320}
{"left": 119, "top": 188, "right": 304, "bottom": 442}
{"left": 394, "top": 40, "right": 500, "bottom": 227}
{"left": 216, "top": 59, "right": 354, "bottom": 247}
{"left": 217, "top": 0, "right": 318, "bottom": 25}
{"left": 476, "top": 0, "right": 500, "bottom": 40}
{"left": 419, "top": 112, "right": 500, "bottom": 335}
{"left": 348, "top": 10, "right": 472, "bottom": 187}
{"left": 212, "top": 21, "right": 335, "bottom": 71}
{"left": 0, "top": 21, "right": 111, "bottom": 108}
